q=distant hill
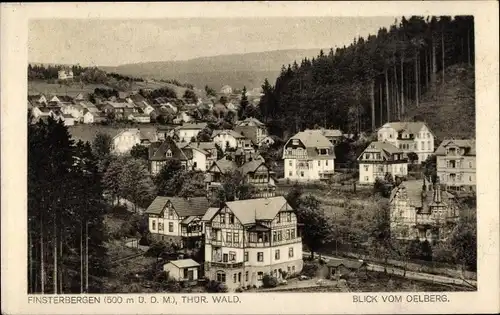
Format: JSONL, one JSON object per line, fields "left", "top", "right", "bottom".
{"left": 404, "top": 63, "right": 475, "bottom": 141}
{"left": 100, "top": 48, "right": 326, "bottom": 90}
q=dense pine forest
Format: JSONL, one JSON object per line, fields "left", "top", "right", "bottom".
{"left": 257, "top": 16, "right": 475, "bottom": 139}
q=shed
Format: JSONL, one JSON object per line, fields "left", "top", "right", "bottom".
{"left": 326, "top": 258, "right": 367, "bottom": 279}
{"left": 163, "top": 259, "right": 200, "bottom": 281}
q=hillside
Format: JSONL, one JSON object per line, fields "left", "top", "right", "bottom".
{"left": 404, "top": 64, "right": 475, "bottom": 141}
{"left": 100, "top": 48, "right": 325, "bottom": 90}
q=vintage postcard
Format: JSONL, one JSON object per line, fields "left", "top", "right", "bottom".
{"left": 1, "top": 1, "right": 499, "bottom": 314}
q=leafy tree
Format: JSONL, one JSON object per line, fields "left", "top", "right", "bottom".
{"left": 102, "top": 156, "right": 126, "bottom": 205}
{"left": 118, "top": 158, "right": 156, "bottom": 211}
{"left": 92, "top": 132, "right": 113, "bottom": 171}
{"left": 205, "top": 85, "right": 217, "bottom": 97}
{"left": 294, "top": 195, "right": 333, "bottom": 259}
{"left": 423, "top": 154, "right": 437, "bottom": 182}
{"left": 183, "top": 89, "right": 198, "bottom": 103}
{"left": 196, "top": 127, "right": 213, "bottom": 142}
{"left": 130, "top": 144, "right": 148, "bottom": 160}
{"left": 407, "top": 152, "right": 419, "bottom": 164}
{"left": 450, "top": 211, "right": 476, "bottom": 271}
{"left": 212, "top": 171, "right": 256, "bottom": 206}
{"left": 367, "top": 199, "right": 393, "bottom": 270}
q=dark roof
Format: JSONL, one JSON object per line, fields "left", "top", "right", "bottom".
{"left": 177, "top": 122, "right": 207, "bottom": 130}
{"left": 129, "top": 94, "right": 146, "bottom": 103}
{"left": 56, "top": 95, "right": 73, "bottom": 102}
{"left": 326, "top": 258, "right": 366, "bottom": 269}
{"left": 211, "top": 158, "right": 238, "bottom": 174}
{"left": 237, "top": 159, "right": 267, "bottom": 177}
{"left": 145, "top": 196, "right": 210, "bottom": 217}
{"left": 358, "top": 141, "right": 404, "bottom": 161}
{"left": 435, "top": 139, "right": 476, "bottom": 156}
{"left": 148, "top": 138, "right": 188, "bottom": 161}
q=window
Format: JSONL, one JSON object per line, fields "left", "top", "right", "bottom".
{"left": 244, "top": 251, "right": 249, "bottom": 262}
{"left": 233, "top": 232, "right": 239, "bottom": 244}
{"left": 233, "top": 273, "right": 237, "bottom": 283}
{"left": 166, "top": 149, "right": 172, "bottom": 157}
{"left": 193, "top": 162, "right": 197, "bottom": 168}
{"left": 216, "top": 271, "right": 226, "bottom": 283}
{"left": 427, "top": 133, "right": 430, "bottom": 138}
{"left": 278, "top": 231, "right": 282, "bottom": 241}
{"left": 223, "top": 253, "right": 228, "bottom": 262}
{"left": 158, "top": 223, "right": 163, "bottom": 231}
{"left": 229, "top": 213, "right": 235, "bottom": 224}
{"left": 287, "top": 212, "right": 291, "bottom": 222}
{"left": 364, "top": 176, "right": 369, "bottom": 182}
{"left": 152, "top": 221, "right": 156, "bottom": 230}
{"left": 229, "top": 251, "right": 236, "bottom": 261}
{"left": 245, "top": 271, "right": 249, "bottom": 281}
{"left": 257, "top": 272, "right": 263, "bottom": 280}
{"left": 238, "top": 272, "right": 241, "bottom": 283}
{"left": 168, "top": 208, "right": 174, "bottom": 219}
{"left": 226, "top": 232, "right": 232, "bottom": 244}
{"left": 273, "top": 231, "right": 277, "bottom": 242}
{"left": 469, "top": 176, "right": 472, "bottom": 182}
{"left": 168, "top": 222, "right": 173, "bottom": 232}
{"left": 292, "top": 266, "right": 295, "bottom": 272}
{"left": 275, "top": 250, "right": 280, "bottom": 260}
{"left": 220, "top": 214, "right": 225, "bottom": 224}
{"left": 289, "top": 247, "right": 294, "bottom": 258}
{"left": 469, "top": 161, "right": 473, "bottom": 168}
{"left": 365, "top": 153, "right": 371, "bottom": 160}
{"left": 257, "top": 252, "right": 264, "bottom": 262}
{"left": 427, "top": 141, "right": 430, "bottom": 150}
{"left": 300, "top": 171, "right": 304, "bottom": 177}
{"left": 364, "top": 165, "right": 369, "bottom": 171}
{"left": 289, "top": 160, "right": 292, "bottom": 166}
{"left": 291, "top": 228, "right": 295, "bottom": 239}
{"left": 318, "top": 160, "right": 321, "bottom": 166}
{"left": 288, "top": 171, "right": 292, "bottom": 176}
{"left": 326, "top": 160, "right": 329, "bottom": 166}
{"left": 277, "top": 213, "right": 281, "bottom": 223}
{"left": 286, "top": 229, "right": 290, "bottom": 240}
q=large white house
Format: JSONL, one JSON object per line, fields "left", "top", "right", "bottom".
{"left": 175, "top": 123, "right": 208, "bottom": 142}
{"left": 282, "top": 130, "right": 335, "bottom": 181}
{"left": 112, "top": 129, "right": 142, "bottom": 154}
{"left": 377, "top": 122, "right": 435, "bottom": 163}
{"left": 145, "top": 196, "right": 211, "bottom": 248}
{"left": 212, "top": 130, "right": 247, "bottom": 152}
{"left": 202, "top": 196, "right": 303, "bottom": 291}
{"left": 358, "top": 141, "right": 408, "bottom": 184}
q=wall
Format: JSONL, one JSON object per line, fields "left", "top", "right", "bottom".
{"left": 191, "top": 149, "right": 207, "bottom": 172}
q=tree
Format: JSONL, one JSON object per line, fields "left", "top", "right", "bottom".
{"left": 212, "top": 171, "right": 256, "bottom": 206}
{"left": 422, "top": 154, "right": 437, "bottom": 182}
{"left": 407, "top": 152, "right": 419, "bottom": 164}
{"left": 450, "top": 211, "right": 477, "bottom": 271}
{"left": 196, "top": 127, "right": 213, "bottom": 142}
{"left": 295, "top": 195, "right": 333, "bottom": 259}
{"left": 118, "top": 158, "right": 156, "bottom": 211}
{"left": 130, "top": 144, "right": 148, "bottom": 160}
{"left": 367, "top": 199, "right": 393, "bottom": 270}
{"left": 183, "top": 89, "right": 198, "bottom": 104}
{"left": 92, "top": 133, "right": 112, "bottom": 171}
{"left": 205, "top": 85, "right": 216, "bottom": 97}
{"left": 238, "top": 86, "right": 250, "bottom": 120}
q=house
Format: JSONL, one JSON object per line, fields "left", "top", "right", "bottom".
{"left": 31, "top": 106, "right": 54, "bottom": 119}
{"left": 82, "top": 111, "right": 107, "bottom": 124}
{"left": 259, "top": 135, "right": 275, "bottom": 147}
{"left": 206, "top": 158, "right": 276, "bottom": 199}
{"left": 101, "top": 101, "right": 139, "bottom": 119}
{"left": 326, "top": 258, "right": 367, "bottom": 280}
{"left": 139, "top": 128, "right": 159, "bottom": 146}
{"left": 315, "top": 129, "right": 343, "bottom": 145}
{"left": 145, "top": 196, "right": 210, "bottom": 248}
{"left": 127, "top": 93, "right": 146, "bottom": 104}
{"left": 79, "top": 101, "right": 100, "bottom": 113}
{"left": 57, "top": 69, "right": 73, "bottom": 80}
{"left": 389, "top": 177, "right": 459, "bottom": 242}
{"left": 212, "top": 130, "right": 247, "bottom": 152}
{"left": 234, "top": 118, "right": 268, "bottom": 146}
{"left": 220, "top": 85, "right": 233, "bottom": 94}
{"left": 377, "top": 122, "right": 435, "bottom": 163}
{"left": 49, "top": 95, "right": 73, "bottom": 105}
{"left": 177, "top": 141, "right": 218, "bottom": 171}
{"left": 61, "top": 114, "right": 75, "bottom": 126}
{"left": 357, "top": 141, "right": 408, "bottom": 184}
{"left": 435, "top": 139, "right": 476, "bottom": 192}
{"left": 173, "top": 111, "right": 193, "bottom": 124}
{"left": 163, "top": 259, "right": 200, "bottom": 282}
{"left": 283, "top": 130, "right": 336, "bottom": 181}
{"left": 28, "top": 94, "right": 47, "bottom": 106}
{"left": 128, "top": 113, "right": 151, "bottom": 123}
{"left": 202, "top": 196, "right": 303, "bottom": 291}
{"left": 175, "top": 122, "right": 208, "bottom": 142}
{"left": 148, "top": 138, "right": 191, "bottom": 175}
{"left": 134, "top": 101, "right": 155, "bottom": 116}
{"left": 156, "top": 125, "right": 176, "bottom": 141}
{"left": 112, "top": 129, "right": 143, "bottom": 154}
{"left": 61, "top": 103, "right": 85, "bottom": 121}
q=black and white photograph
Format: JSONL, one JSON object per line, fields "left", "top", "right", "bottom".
{"left": 1, "top": 2, "right": 499, "bottom": 315}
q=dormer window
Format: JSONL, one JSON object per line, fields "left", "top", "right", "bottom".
{"left": 292, "top": 139, "right": 299, "bottom": 145}
{"left": 319, "top": 149, "right": 328, "bottom": 155}
{"left": 166, "top": 149, "right": 172, "bottom": 157}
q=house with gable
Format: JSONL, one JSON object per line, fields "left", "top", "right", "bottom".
{"left": 148, "top": 137, "right": 190, "bottom": 175}
{"left": 177, "top": 141, "right": 218, "bottom": 171}
{"left": 202, "top": 196, "right": 303, "bottom": 291}
{"left": 175, "top": 122, "right": 208, "bottom": 142}
{"left": 377, "top": 122, "right": 435, "bottom": 163}
{"left": 28, "top": 94, "right": 48, "bottom": 106}
{"left": 234, "top": 117, "right": 268, "bottom": 146}
{"left": 283, "top": 130, "right": 335, "bottom": 181}
{"left": 145, "top": 196, "right": 210, "bottom": 248}
{"left": 357, "top": 141, "right": 408, "bottom": 184}
{"left": 212, "top": 129, "right": 248, "bottom": 152}
{"left": 389, "top": 177, "right": 459, "bottom": 242}
{"left": 435, "top": 139, "right": 476, "bottom": 192}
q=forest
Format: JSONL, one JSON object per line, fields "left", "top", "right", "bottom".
{"left": 257, "top": 16, "right": 475, "bottom": 139}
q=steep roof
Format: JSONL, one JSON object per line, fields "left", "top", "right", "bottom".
{"left": 236, "top": 117, "right": 265, "bottom": 127}
{"left": 211, "top": 158, "right": 238, "bottom": 174}
{"left": 237, "top": 159, "right": 267, "bottom": 177}
{"left": 145, "top": 196, "right": 209, "bottom": 217}
{"left": 290, "top": 130, "right": 333, "bottom": 148}
{"left": 148, "top": 138, "right": 188, "bottom": 161}
{"left": 202, "top": 207, "right": 220, "bottom": 221}
{"left": 381, "top": 122, "right": 428, "bottom": 135}
{"left": 435, "top": 139, "right": 476, "bottom": 156}
{"left": 225, "top": 196, "right": 289, "bottom": 225}
{"left": 320, "top": 129, "right": 343, "bottom": 138}
{"left": 358, "top": 141, "right": 403, "bottom": 161}
{"left": 56, "top": 95, "right": 73, "bottom": 103}
{"left": 212, "top": 129, "right": 245, "bottom": 139}
{"left": 389, "top": 179, "right": 454, "bottom": 208}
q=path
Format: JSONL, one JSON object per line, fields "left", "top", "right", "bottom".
{"left": 303, "top": 252, "right": 477, "bottom": 288}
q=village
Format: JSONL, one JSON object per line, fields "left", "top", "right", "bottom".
{"left": 27, "top": 77, "right": 477, "bottom": 293}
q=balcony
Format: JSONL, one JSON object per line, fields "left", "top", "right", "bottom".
{"left": 209, "top": 262, "right": 244, "bottom": 269}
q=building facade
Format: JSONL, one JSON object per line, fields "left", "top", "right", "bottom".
{"left": 202, "top": 197, "right": 303, "bottom": 291}
{"left": 234, "top": 118, "right": 268, "bottom": 146}
{"left": 145, "top": 196, "right": 210, "bottom": 248}
{"left": 358, "top": 141, "right": 408, "bottom": 184}
{"left": 435, "top": 139, "right": 476, "bottom": 192}
{"left": 175, "top": 123, "right": 208, "bottom": 142}
{"left": 377, "top": 122, "right": 435, "bottom": 163}
{"left": 389, "top": 178, "right": 459, "bottom": 242}
{"left": 283, "top": 130, "right": 335, "bottom": 181}
{"left": 112, "top": 129, "right": 142, "bottom": 154}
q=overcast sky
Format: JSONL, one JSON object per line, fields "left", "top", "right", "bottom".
{"left": 29, "top": 17, "right": 397, "bottom": 66}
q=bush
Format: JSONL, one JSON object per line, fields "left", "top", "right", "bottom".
{"left": 301, "top": 262, "right": 319, "bottom": 278}
{"left": 205, "top": 280, "right": 227, "bottom": 293}
{"left": 262, "top": 274, "right": 278, "bottom": 288}
{"left": 235, "top": 287, "right": 243, "bottom": 293}
{"left": 139, "top": 233, "right": 153, "bottom": 246}
{"left": 280, "top": 270, "right": 288, "bottom": 279}
{"left": 246, "top": 285, "right": 251, "bottom": 290}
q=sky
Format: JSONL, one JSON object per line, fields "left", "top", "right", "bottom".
{"left": 29, "top": 17, "right": 397, "bottom": 66}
